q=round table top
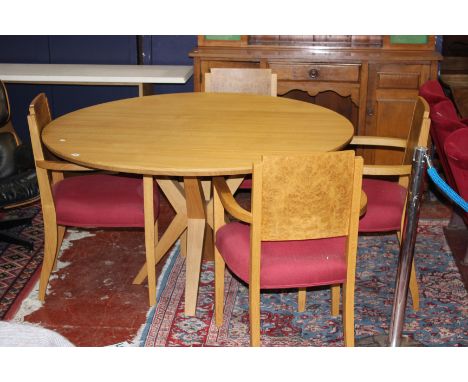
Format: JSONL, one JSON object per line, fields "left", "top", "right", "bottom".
{"left": 42, "top": 92, "right": 354, "bottom": 176}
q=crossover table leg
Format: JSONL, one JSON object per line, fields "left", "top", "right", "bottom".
{"left": 183, "top": 177, "right": 206, "bottom": 316}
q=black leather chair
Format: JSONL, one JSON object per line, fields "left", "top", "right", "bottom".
{"left": 0, "top": 81, "right": 39, "bottom": 250}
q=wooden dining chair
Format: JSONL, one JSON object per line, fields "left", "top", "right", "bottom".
{"left": 204, "top": 68, "right": 277, "bottom": 96}
{"left": 213, "top": 151, "right": 363, "bottom": 346}
{"left": 205, "top": 68, "right": 278, "bottom": 193}
{"left": 27, "top": 93, "right": 160, "bottom": 304}
{"left": 347, "top": 96, "right": 431, "bottom": 312}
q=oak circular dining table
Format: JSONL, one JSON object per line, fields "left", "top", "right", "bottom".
{"left": 42, "top": 92, "right": 355, "bottom": 314}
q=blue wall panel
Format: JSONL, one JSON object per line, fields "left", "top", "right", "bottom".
{"left": 48, "top": 36, "right": 138, "bottom": 64}
{"left": 151, "top": 35, "right": 196, "bottom": 94}
{"left": 0, "top": 36, "right": 50, "bottom": 63}
{"left": 0, "top": 35, "right": 197, "bottom": 143}
{"left": 0, "top": 36, "right": 53, "bottom": 142}
{"left": 48, "top": 36, "right": 138, "bottom": 123}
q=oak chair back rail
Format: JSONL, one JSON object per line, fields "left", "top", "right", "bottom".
{"left": 28, "top": 93, "right": 89, "bottom": 168}
{"left": 259, "top": 154, "right": 355, "bottom": 241}
{"left": 204, "top": 68, "right": 277, "bottom": 96}
{"left": 213, "top": 151, "right": 363, "bottom": 346}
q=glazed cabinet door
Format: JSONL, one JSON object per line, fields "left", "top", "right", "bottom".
{"left": 365, "top": 63, "right": 431, "bottom": 165}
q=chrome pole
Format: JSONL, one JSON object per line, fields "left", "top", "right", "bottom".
{"left": 388, "top": 146, "right": 428, "bottom": 347}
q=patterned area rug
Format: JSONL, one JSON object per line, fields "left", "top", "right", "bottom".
{"left": 0, "top": 203, "right": 44, "bottom": 319}
{"left": 142, "top": 220, "right": 468, "bottom": 346}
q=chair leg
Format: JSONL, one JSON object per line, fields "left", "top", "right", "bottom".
{"left": 298, "top": 288, "right": 306, "bottom": 312}
{"left": 331, "top": 284, "right": 340, "bottom": 316}
{"left": 214, "top": 247, "right": 225, "bottom": 327}
{"left": 342, "top": 281, "right": 355, "bottom": 347}
{"left": 249, "top": 286, "right": 261, "bottom": 347}
{"left": 53, "top": 225, "right": 66, "bottom": 271}
{"left": 38, "top": 218, "right": 58, "bottom": 302}
{"left": 409, "top": 260, "right": 420, "bottom": 311}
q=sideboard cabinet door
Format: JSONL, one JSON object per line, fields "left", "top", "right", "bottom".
{"left": 364, "top": 63, "right": 432, "bottom": 165}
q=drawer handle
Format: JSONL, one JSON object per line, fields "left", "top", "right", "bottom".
{"left": 308, "top": 69, "right": 319, "bottom": 79}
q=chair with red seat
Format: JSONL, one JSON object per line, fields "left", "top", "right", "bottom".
{"left": 213, "top": 151, "right": 363, "bottom": 346}
{"left": 204, "top": 68, "right": 277, "bottom": 191}
{"left": 27, "top": 93, "right": 160, "bottom": 304}
{"left": 445, "top": 127, "right": 468, "bottom": 263}
{"left": 349, "top": 96, "right": 431, "bottom": 312}
{"left": 445, "top": 127, "right": 468, "bottom": 219}
{"left": 428, "top": 100, "right": 468, "bottom": 192}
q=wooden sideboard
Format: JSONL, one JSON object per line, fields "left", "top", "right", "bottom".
{"left": 190, "top": 35, "right": 442, "bottom": 164}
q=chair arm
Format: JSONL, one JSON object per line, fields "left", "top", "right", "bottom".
{"left": 36, "top": 160, "right": 94, "bottom": 172}
{"left": 213, "top": 177, "right": 252, "bottom": 223}
{"left": 350, "top": 135, "right": 407, "bottom": 148}
{"left": 363, "top": 164, "right": 412, "bottom": 176}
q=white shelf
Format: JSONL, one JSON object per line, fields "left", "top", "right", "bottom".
{"left": 0, "top": 63, "right": 193, "bottom": 84}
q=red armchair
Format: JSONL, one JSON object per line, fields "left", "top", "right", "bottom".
{"left": 445, "top": 127, "right": 468, "bottom": 264}
{"left": 429, "top": 100, "right": 468, "bottom": 192}
{"left": 445, "top": 128, "right": 468, "bottom": 226}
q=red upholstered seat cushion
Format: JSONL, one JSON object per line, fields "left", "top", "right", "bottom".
{"left": 358, "top": 178, "right": 406, "bottom": 232}
{"left": 53, "top": 174, "right": 159, "bottom": 228}
{"left": 215, "top": 222, "right": 347, "bottom": 289}
{"left": 419, "top": 80, "right": 448, "bottom": 106}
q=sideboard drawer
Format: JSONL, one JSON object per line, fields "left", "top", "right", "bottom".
{"left": 269, "top": 63, "right": 360, "bottom": 82}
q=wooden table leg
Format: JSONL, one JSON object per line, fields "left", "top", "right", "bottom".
{"left": 183, "top": 177, "right": 206, "bottom": 316}
{"left": 143, "top": 175, "right": 157, "bottom": 306}
{"left": 135, "top": 176, "right": 245, "bottom": 311}
{"left": 133, "top": 178, "right": 187, "bottom": 284}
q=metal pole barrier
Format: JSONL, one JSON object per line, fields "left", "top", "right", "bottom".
{"left": 387, "top": 147, "right": 427, "bottom": 347}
